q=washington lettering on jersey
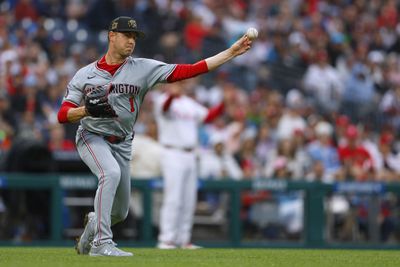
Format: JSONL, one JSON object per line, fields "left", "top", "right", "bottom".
{"left": 83, "top": 83, "right": 142, "bottom": 96}
{"left": 110, "top": 83, "right": 141, "bottom": 95}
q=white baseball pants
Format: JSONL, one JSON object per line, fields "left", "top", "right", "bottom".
{"left": 158, "top": 147, "right": 197, "bottom": 246}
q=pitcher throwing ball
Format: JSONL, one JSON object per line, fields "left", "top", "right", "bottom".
{"left": 57, "top": 16, "right": 253, "bottom": 257}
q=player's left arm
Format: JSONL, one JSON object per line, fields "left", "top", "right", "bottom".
{"left": 58, "top": 101, "right": 87, "bottom": 123}
{"left": 167, "top": 35, "right": 252, "bottom": 83}
{"left": 58, "top": 70, "right": 89, "bottom": 123}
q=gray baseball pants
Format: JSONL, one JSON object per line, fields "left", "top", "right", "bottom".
{"left": 76, "top": 127, "right": 132, "bottom": 246}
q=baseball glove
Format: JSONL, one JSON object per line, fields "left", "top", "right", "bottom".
{"left": 84, "top": 85, "right": 117, "bottom": 118}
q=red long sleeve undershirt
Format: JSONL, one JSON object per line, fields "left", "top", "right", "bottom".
{"left": 57, "top": 101, "right": 78, "bottom": 123}
{"left": 167, "top": 60, "right": 209, "bottom": 83}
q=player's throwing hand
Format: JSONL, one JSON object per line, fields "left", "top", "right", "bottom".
{"left": 230, "top": 35, "right": 253, "bottom": 57}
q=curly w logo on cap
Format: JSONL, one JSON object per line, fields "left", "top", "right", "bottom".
{"left": 128, "top": 20, "right": 136, "bottom": 28}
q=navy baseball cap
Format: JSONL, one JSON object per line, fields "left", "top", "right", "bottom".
{"left": 108, "top": 16, "right": 145, "bottom": 38}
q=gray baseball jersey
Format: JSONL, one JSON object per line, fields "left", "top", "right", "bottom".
{"left": 64, "top": 57, "right": 176, "bottom": 137}
{"left": 66, "top": 57, "right": 175, "bottom": 246}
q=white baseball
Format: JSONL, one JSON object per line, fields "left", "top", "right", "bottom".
{"left": 246, "top": 27, "right": 258, "bottom": 40}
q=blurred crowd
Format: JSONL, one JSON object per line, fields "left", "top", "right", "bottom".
{"left": 1, "top": 0, "right": 400, "bottom": 242}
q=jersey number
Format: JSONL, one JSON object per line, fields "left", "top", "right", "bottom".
{"left": 129, "top": 97, "right": 135, "bottom": 112}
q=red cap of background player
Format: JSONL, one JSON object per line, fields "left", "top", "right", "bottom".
{"left": 346, "top": 125, "right": 358, "bottom": 139}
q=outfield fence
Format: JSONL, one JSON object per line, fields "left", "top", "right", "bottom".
{"left": 0, "top": 173, "right": 399, "bottom": 249}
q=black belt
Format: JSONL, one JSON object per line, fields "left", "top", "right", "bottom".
{"left": 104, "top": 135, "right": 126, "bottom": 144}
{"left": 163, "top": 144, "right": 194, "bottom": 152}
{"left": 85, "top": 130, "right": 134, "bottom": 144}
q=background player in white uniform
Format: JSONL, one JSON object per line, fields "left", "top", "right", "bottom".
{"left": 154, "top": 82, "right": 225, "bottom": 249}
{"left": 57, "top": 16, "right": 253, "bottom": 256}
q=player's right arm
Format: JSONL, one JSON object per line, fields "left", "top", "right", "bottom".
{"left": 145, "top": 35, "right": 252, "bottom": 88}
{"left": 165, "top": 35, "right": 252, "bottom": 83}
{"left": 204, "top": 35, "right": 252, "bottom": 71}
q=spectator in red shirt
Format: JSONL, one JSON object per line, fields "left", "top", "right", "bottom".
{"left": 14, "top": 0, "right": 39, "bottom": 22}
{"left": 184, "top": 14, "right": 209, "bottom": 54}
{"left": 338, "top": 125, "right": 374, "bottom": 181}
{"left": 47, "top": 123, "right": 75, "bottom": 152}
{"left": 377, "top": 0, "right": 398, "bottom": 29}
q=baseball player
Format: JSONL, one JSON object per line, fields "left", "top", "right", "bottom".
{"left": 154, "top": 82, "right": 226, "bottom": 249}
{"left": 57, "top": 16, "right": 252, "bottom": 256}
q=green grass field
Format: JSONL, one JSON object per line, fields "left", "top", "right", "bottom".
{"left": 0, "top": 247, "right": 399, "bottom": 267}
